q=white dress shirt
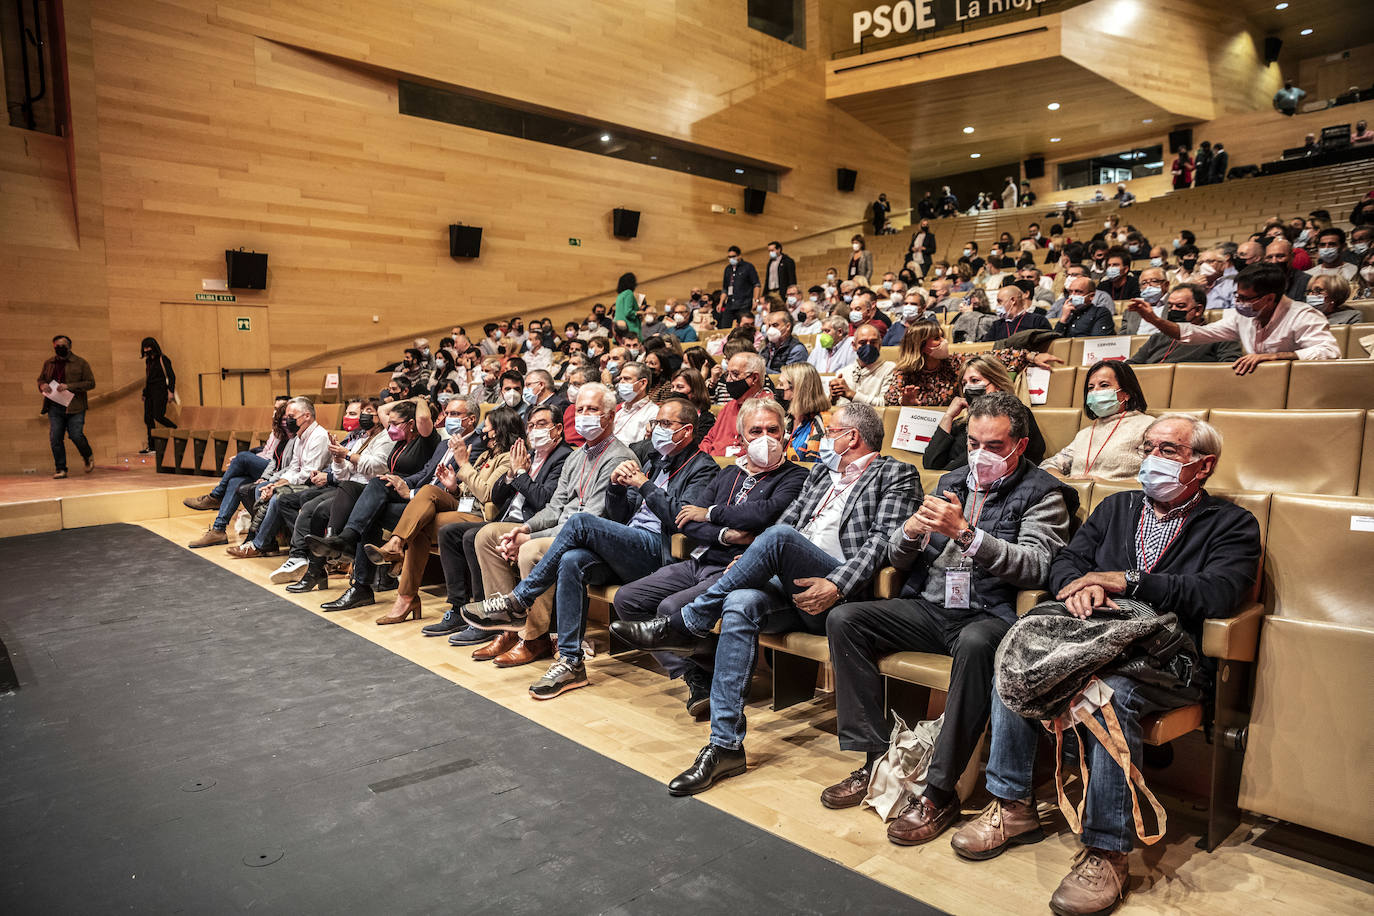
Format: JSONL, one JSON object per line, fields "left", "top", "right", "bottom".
{"left": 525, "top": 346, "right": 553, "bottom": 372}
{"left": 1179, "top": 298, "right": 1341, "bottom": 359}
{"left": 277, "top": 421, "right": 332, "bottom": 484}
{"left": 800, "top": 453, "right": 876, "bottom": 560}
{"left": 613, "top": 396, "right": 657, "bottom": 445}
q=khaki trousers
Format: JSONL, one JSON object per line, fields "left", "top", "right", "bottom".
{"left": 391, "top": 484, "right": 480, "bottom": 597}
{"left": 475, "top": 521, "right": 554, "bottom": 640}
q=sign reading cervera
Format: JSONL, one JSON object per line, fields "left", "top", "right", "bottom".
{"left": 852, "top": 0, "right": 1046, "bottom": 45}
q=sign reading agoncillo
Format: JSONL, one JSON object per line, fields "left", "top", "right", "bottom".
{"left": 852, "top": 0, "right": 1046, "bottom": 45}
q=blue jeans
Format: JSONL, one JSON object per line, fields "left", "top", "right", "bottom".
{"left": 510, "top": 514, "right": 663, "bottom": 663}
{"left": 985, "top": 673, "right": 1169, "bottom": 853}
{"left": 678, "top": 526, "right": 842, "bottom": 750}
{"left": 612, "top": 558, "right": 727, "bottom": 679}
{"left": 210, "top": 451, "right": 269, "bottom": 532}
{"left": 48, "top": 405, "right": 92, "bottom": 471}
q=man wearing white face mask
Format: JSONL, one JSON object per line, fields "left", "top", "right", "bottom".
{"left": 1129, "top": 263, "right": 1340, "bottom": 375}
{"left": 763, "top": 240, "right": 797, "bottom": 297}
{"left": 823, "top": 393, "right": 1074, "bottom": 845}
{"left": 467, "top": 398, "right": 718, "bottom": 699}
{"left": 1193, "top": 249, "right": 1235, "bottom": 310}
{"left": 760, "top": 308, "right": 810, "bottom": 372}
{"left": 612, "top": 402, "right": 921, "bottom": 795}
{"left": 466, "top": 384, "right": 636, "bottom": 669}
{"left": 612, "top": 398, "right": 808, "bottom": 717}
{"left": 612, "top": 362, "right": 657, "bottom": 445}
{"left": 960, "top": 415, "right": 1260, "bottom": 916}
{"left": 883, "top": 290, "right": 929, "bottom": 345}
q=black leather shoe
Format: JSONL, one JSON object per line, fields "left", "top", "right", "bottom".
{"left": 610, "top": 616, "right": 715, "bottom": 658}
{"left": 305, "top": 533, "right": 355, "bottom": 559}
{"left": 684, "top": 666, "right": 711, "bottom": 721}
{"left": 320, "top": 584, "right": 374, "bottom": 611}
{"left": 373, "top": 570, "right": 398, "bottom": 593}
{"left": 285, "top": 572, "right": 328, "bottom": 593}
{"left": 668, "top": 744, "right": 747, "bottom": 796}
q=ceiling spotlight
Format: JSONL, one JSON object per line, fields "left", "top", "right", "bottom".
{"left": 1143, "top": 118, "right": 1154, "bottom": 124}
{"left": 970, "top": 153, "right": 981, "bottom": 159}
{"left": 1300, "top": 27, "right": 1313, "bottom": 35}
{"left": 600, "top": 133, "right": 611, "bottom": 142}
{"left": 1050, "top": 137, "right": 1062, "bottom": 143}
{"left": 1274, "top": 2, "right": 1288, "bottom": 9}
{"left": 734, "top": 168, "right": 744, "bottom": 174}
{"left": 1047, "top": 102, "right": 1061, "bottom": 111}
{"left": 963, "top": 126, "right": 975, "bottom": 134}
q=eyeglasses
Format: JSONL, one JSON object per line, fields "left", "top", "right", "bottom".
{"left": 823, "top": 426, "right": 857, "bottom": 438}
{"left": 647, "top": 419, "right": 689, "bottom": 431}
{"left": 1135, "top": 441, "right": 1194, "bottom": 461}
{"left": 527, "top": 420, "right": 554, "bottom": 430}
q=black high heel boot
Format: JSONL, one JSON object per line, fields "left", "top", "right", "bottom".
{"left": 286, "top": 558, "right": 328, "bottom": 593}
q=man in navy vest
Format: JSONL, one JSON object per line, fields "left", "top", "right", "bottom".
{"left": 822, "top": 392, "right": 1076, "bottom": 846}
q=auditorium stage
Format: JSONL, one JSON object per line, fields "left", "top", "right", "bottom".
{"left": 0, "top": 509, "right": 1369, "bottom": 913}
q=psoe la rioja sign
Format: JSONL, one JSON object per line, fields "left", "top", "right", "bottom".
{"left": 852, "top": 0, "right": 1046, "bottom": 45}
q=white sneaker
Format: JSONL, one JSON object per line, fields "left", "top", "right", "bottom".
{"left": 269, "top": 557, "right": 308, "bottom": 584}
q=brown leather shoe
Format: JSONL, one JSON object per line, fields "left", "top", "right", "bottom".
{"left": 183, "top": 494, "right": 221, "bottom": 511}
{"left": 472, "top": 631, "right": 519, "bottom": 661}
{"left": 820, "top": 766, "right": 872, "bottom": 809}
{"left": 225, "top": 543, "right": 264, "bottom": 559}
{"left": 1049, "top": 847, "right": 1129, "bottom": 916}
{"left": 951, "top": 798, "right": 1045, "bottom": 860}
{"left": 887, "top": 795, "right": 960, "bottom": 846}
{"left": 494, "top": 634, "right": 554, "bottom": 668}
{"left": 187, "top": 528, "right": 228, "bottom": 549}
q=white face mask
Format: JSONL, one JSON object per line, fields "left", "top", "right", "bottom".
{"left": 502, "top": 389, "right": 521, "bottom": 408}
{"left": 1199, "top": 263, "right": 1217, "bottom": 278}
{"left": 574, "top": 413, "right": 604, "bottom": 441}
{"left": 528, "top": 428, "right": 552, "bottom": 449}
{"left": 1361, "top": 266, "right": 1374, "bottom": 282}
{"left": 566, "top": 384, "right": 581, "bottom": 401}
{"left": 809, "top": 294, "right": 820, "bottom": 303}
{"left": 745, "top": 434, "right": 783, "bottom": 470}
{"left": 786, "top": 295, "right": 798, "bottom": 306}
{"left": 852, "top": 243, "right": 862, "bottom": 251}
{"left": 849, "top": 309, "right": 864, "bottom": 324}
{"left": 901, "top": 304, "right": 921, "bottom": 321}
{"left": 962, "top": 248, "right": 972, "bottom": 257}
{"left": 967, "top": 446, "right": 1016, "bottom": 489}
{"left": 765, "top": 326, "right": 782, "bottom": 343}
{"left": 1305, "top": 293, "right": 1328, "bottom": 309}
{"left": 1137, "top": 454, "right": 1198, "bottom": 503}
{"left": 769, "top": 250, "right": 779, "bottom": 259}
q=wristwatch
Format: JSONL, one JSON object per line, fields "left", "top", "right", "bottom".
{"left": 953, "top": 527, "right": 976, "bottom": 551}
{"left": 1124, "top": 569, "right": 1141, "bottom": 597}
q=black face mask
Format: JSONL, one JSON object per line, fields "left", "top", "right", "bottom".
{"left": 1181, "top": 259, "right": 1197, "bottom": 271}
{"left": 724, "top": 377, "right": 752, "bottom": 400}
{"left": 403, "top": 359, "right": 414, "bottom": 368}
{"left": 963, "top": 384, "right": 988, "bottom": 400}
{"left": 54, "top": 345, "right": 70, "bottom": 359}
{"left": 855, "top": 342, "right": 880, "bottom": 365}
{"left": 1167, "top": 309, "right": 1192, "bottom": 323}
{"left": 284, "top": 416, "right": 300, "bottom": 434}
{"left": 358, "top": 413, "right": 376, "bottom": 431}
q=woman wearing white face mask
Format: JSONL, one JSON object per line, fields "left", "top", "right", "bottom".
{"left": 1355, "top": 251, "right": 1374, "bottom": 299}
{"left": 1040, "top": 361, "right": 1154, "bottom": 481}
{"left": 924, "top": 357, "right": 1046, "bottom": 471}
{"left": 1305, "top": 274, "right": 1361, "bottom": 324}
{"left": 848, "top": 234, "right": 873, "bottom": 281}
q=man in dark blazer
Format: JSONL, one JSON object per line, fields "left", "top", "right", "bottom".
{"left": 762, "top": 241, "right": 798, "bottom": 298}
{"left": 37, "top": 333, "right": 97, "bottom": 478}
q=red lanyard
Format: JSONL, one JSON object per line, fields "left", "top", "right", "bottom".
{"left": 1007, "top": 312, "right": 1027, "bottom": 336}
{"left": 1137, "top": 505, "right": 1194, "bottom": 572}
{"left": 660, "top": 448, "right": 702, "bottom": 485}
{"left": 807, "top": 468, "right": 864, "bottom": 526}
{"left": 966, "top": 489, "right": 989, "bottom": 530}
{"left": 388, "top": 439, "right": 408, "bottom": 473}
{"left": 576, "top": 440, "right": 615, "bottom": 502}
{"left": 1084, "top": 415, "right": 1126, "bottom": 475}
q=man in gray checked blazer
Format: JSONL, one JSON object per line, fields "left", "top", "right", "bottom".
{"left": 613, "top": 401, "right": 922, "bottom": 795}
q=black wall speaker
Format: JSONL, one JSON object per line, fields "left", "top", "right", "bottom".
{"left": 1023, "top": 156, "right": 1045, "bottom": 180}
{"left": 449, "top": 224, "right": 483, "bottom": 258}
{"left": 1264, "top": 36, "right": 1282, "bottom": 64}
{"left": 836, "top": 168, "right": 858, "bottom": 192}
{"left": 743, "top": 187, "right": 767, "bottom": 215}
{"left": 1167, "top": 128, "right": 1194, "bottom": 152}
{"left": 225, "top": 249, "right": 268, "bottom": 289}
{"left": 612, "top": 208, "right": 641, "bottom": 238}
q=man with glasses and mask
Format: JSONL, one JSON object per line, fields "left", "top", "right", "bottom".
{"left": 808, "top": 315, "right": 856, "bottom": 374}
{"left": 1194, "top": 249, "right": 1236, "bottom": 311}
{"left": 821, "top": 393, "right": 1075, "bottom": 846}
{"left": 611, "top": 398, "right": 808, "bottom": 719}
{"left": 951, "top": 414, "right": 1260, "bottom": 916}
{"left": 701, "top": 351, "right": 770, "bottom": 456}
{"left": 613, "top": 402, "right": 920, "bottom": 795}
{"left": 465, "top": 397, "right": 717, "bottom": 699}
{"left": 760, "top": 308, "right": 809, "bottom": 372}
{"left": 1128, "top": 263, "right": 1339, "bottom": 375}
{"left": 667, "top": 302, "right": 698, "bottom": 343}
{"left": 1127, "top": 284, "right": 1241, "bottom": 365}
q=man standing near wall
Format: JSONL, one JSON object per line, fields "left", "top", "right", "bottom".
{"left": 721, "top": 245, "right": 760, "bottom": 328}
{"left": 37, "top": 334, "right": 97, "bottom": 479}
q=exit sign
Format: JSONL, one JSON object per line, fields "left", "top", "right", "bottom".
{"left": 236, "top": 316, "right": 251, "bottom": 331}
{"left": 195, "top": 293, "right": 237, "bottom": 302}
{"left": 568, "top": 238, "right": 582, "bottom": 247}
{"left": 727, "top": 207, "right": 737, "bottom": 215}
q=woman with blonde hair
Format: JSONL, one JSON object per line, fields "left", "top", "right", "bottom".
{"left": 778, "top": 362, "right": 832, "bottom": 461}
{"left": 884, "top": 321, "right": 1059, "bottom": 407}
{"left": 923, "top": 356, "right": 1046, "bottom": 470}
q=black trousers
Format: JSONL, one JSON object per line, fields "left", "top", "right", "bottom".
{"left": 611, "top": 557, "right": 727, "bottom": 679}
{"left": 291, "top": 488, "right": 340, "bottom": 559}
{"left": 143, "top": 388, "right": 176, "bottom": 447}
{"left": 826, "top": 597, "right": 1010, "bottom": 807}
{"left": 437, "top": 519, "right": 488, "bottom": 606}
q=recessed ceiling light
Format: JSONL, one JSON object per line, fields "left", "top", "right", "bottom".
{"left": 734, "top": 168, "right": 744, "bottom": 174}
{"left": 1047, "top": 102, "right": 1061, "bottom": 111}
{"left": 1050, "top": 137, "right": 1062, "bottom": 142}
{"left": 1275, "top": 2, "right": 1288, "bottom": 9}
{"left": 600, "top": 134, "right": 611, "bottom": 142}
{"left": 1300, "top": 27, "right": 1313, "bottom": 35}
{"left": 970, "top": 153, "right": 981, "bottom": 159}
{"left": 962, "top": 126, "right": 975, "bottom": 134}
{"left": 1142, "top": 118, "right": 1154, "bottom": 124}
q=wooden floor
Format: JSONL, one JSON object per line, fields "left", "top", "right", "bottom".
{"left": 0, "top": 464, "right": 166, "bottom": 504}
{"left": 114, "top": 512, "right": 1372, "bottom": 915}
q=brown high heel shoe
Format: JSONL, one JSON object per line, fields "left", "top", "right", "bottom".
{"left": 375, "top": 595, "right": 421, "bottom": 625}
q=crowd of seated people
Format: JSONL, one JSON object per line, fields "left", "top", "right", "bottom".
{"left": 178, "top": 194, "right": 1369, "bottom": 914}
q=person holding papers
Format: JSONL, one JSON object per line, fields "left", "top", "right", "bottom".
{"left": 37, "top": 334, "right": 97, "bottom": 479}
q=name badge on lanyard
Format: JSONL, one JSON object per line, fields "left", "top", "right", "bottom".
{"left": 945, "top": 568, "right": 971, "bottom": 610}
{"left": 458, "top": 495, "right": 476, "bottom": 514}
